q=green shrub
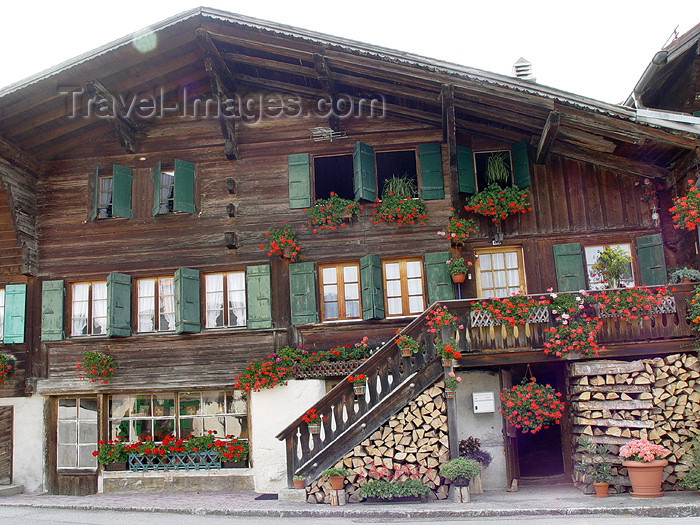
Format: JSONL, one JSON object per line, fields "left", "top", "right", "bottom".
{"left": 358, "top": 478, "right": 430, "bottom": 500}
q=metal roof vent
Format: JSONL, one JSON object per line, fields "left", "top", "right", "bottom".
{"left": 512, "top": 57, "right": 536, "bottom": 82}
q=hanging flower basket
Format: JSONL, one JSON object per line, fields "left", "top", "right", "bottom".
{"left": 77, "top": 351, "right": 116, "bottom": 384}
{"left": 499, "top": 377, "right": 565, "bottom": 434}
{"left": 259, "top": 223, "right": 304, "bottom": 262}
{"left": 464, "top": 184, "right": 532, "bottom": 222}
{"left": 301, "top": 408, "right": 325, "bottom": 434}
{"left": 305, "top": 192, "right": 361, "bottom": 233}
{"left": 348, "top": 374, "right": 366, "bottom": 396}
{"left": 437, "top": 213, "right": 478, "bottom": 246}
{"left": 396, "top": 333, "right": 420, "bottom": 357}
{"left": 308, "top": 424, "right": 320, "bottom": 435}
{"left": 0, "top": 353, "right": 15, "bottom": 384}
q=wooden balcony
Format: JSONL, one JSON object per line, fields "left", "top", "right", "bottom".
{"left": 277, "top": 284, "right": 697, "bottom": 486}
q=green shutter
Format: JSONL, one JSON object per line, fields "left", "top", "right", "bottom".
{"left": 41, "top": 280, "right": 64, "bottom": 342}
{"left": 288, "top": 153, "right": 311, "bottom": 209}
{"left": 424, "top": 252, "right": 454, "bottom": 305}
{"left": 636, "top": 234, "right": 667, "bottom": 286}
{"left": 152, "top": 161, "right": 162, "bottom": 216}
{"left": 90, "top": 166, "right": 99, "bottom": 221}
{"left": 246, "top": 264, "right": 273, "bottom": 329}
{"left": 512, "top": 139, "right": 531, "bottom": 189}
{"left": 289, "top": 262, "right": 318, "bottom": 325}
{"left": 457, "top": 145, "right": 475, "bottom": 194}
{"left": 107, "top": 272, "right": 131, "bottom": 337}
{"left": 111, "top": 164, "right": 133, "bottom": 218}
{"left": 174, "top": 268, "right": 200, "bottom": 334}
{"left": 174, "top": 159, "right": 195, "bottom": 213}
{"left": 360, "top": 254, "right": 385, "bottom": 320}
{"left": 3, "top": 284, "right": 26, "bottom": 344}
{"left": 353, "top": 141, "right": 377, "bottom": 202}
{"left": 419, "top": 143, "right": 444, "bottom": 200}
{"left": 553, "top": 243, "right": 586, "bottom": 292}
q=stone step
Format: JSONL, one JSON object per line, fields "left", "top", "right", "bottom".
{"left": 0, "top": 484, "right": 23, "bottom": 497}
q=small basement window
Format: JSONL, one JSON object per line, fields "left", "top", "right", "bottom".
{"left": 314, "top": 155, "right": 354, "bottom": 200}
{"left": 474, "top": 150, "right": 513, "bottom": 191}
{"left": 376, "top": 150, "right": 417, "bottom": 196}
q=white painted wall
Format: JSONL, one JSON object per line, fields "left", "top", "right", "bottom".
{"left": 0, "top": 396, "right": 45, "bottom": 493}
{"left": 454, "top": 370, "right": 507, "bottom": 490}
{"left": 249, "top": 379, "right": 326, "bottom": 493}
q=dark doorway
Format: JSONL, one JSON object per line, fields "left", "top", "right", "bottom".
{"left": 508, "top": 362, "right": 566, "bottom": 480}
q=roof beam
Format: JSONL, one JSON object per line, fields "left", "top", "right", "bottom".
{"left": 535, "top": 111, "right": 560, "bottom": 164}
{"left": 196, "top": 28, "right": 237, "bottom": 160}
{"left": 314, "top": 54, "right": 339, "bottom": 131}
{"left": 85, "top": 80, "right": 141, "bottom": 154}
{"left": 550, "top": 142, "right": 668, "bottom": 179}
{"left": 441, "top": 84, "right": 459, "bottom": 208}
{"left": 0, "top": 134, "right": 43, "bottom": 176}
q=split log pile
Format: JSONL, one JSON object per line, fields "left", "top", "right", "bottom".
{"left": 569, "top": 354, "right": 700, "bottom": 493}
{"left": 306, "top": 382, "right": 450, "bottom": 503}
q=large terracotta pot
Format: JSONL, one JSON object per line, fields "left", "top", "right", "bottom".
{"left": 593, "top": 482, "right": 609, "bottom": 498}
{"left": 451, "top": 273, "right": 466, "bottom": 283}
{"left": 329, "top": 475, "right": 345, "bottom": 490}
{"left": 623, "top": 459, "right": 668, "bottom": 497}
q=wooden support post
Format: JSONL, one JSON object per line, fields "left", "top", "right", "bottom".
{"left": 441, "top": 84, "right": 460, "bottom": 210}
{"left": 314, "top": 54, "right": 339, "bottom": 131}
{"left": 536, "top": 110, "right": 560, "bottom": 164}
{"left": 84, "top": 80, "right": 141, "bottom": 153}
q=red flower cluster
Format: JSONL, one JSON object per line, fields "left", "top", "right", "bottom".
{"left": 425, "top": 305, "right": 458, "bottom": 333}
{"left": 464, "top": 184, "right": 532, "bottom": 222}
{"left": 370, "top": 194, "right": 429, "bottom": 226}
{"left": 305, "top": 192, "right": 361, "bottom": 233}
{"left": 348, "top": 374, "right": 366, "bottom": 385}
{"left": 670, "top": 180, "right": 700, "bottom": 231}
{"left": 543, "top": 317, "right": 604, "bottom": 358}
{"left": 76, "top": 351, "right": 116, "bottom": 384}
{"left": 437, "top": 213, "right": 478, "bottom": 245}
{"left": 301, "top": 408, "right": 325, "bottom": 425}
{"left": 470, "top": 293, "right": 545, "bottom": 327}
{"left": 435, "top": 338, "right": 461, "bottom": 360}
{"left": 593, "top": 286, "right": 667, "bottom": 321}
{"left": 259, "top": 223, "right": 304, "bottom": 262}
{"left": 499, "top": 378, "right": 565, "bottom": 434}
{"left": 0, "top": 354, "right": 12, "bottom": 384}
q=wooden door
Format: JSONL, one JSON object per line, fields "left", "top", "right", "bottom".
{"left": 499, "top": 369, "right": 519, "bottom": 487}
{"left": 0, "top": 406, "right": 12, "bottom": 485}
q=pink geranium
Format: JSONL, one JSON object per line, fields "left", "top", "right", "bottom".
{"left": 619, "top": 438, "right": 670, "bottom": 462}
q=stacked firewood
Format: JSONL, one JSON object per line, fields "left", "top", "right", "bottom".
{"left": 306, "top": 383, "right": 450, "bottom": 503}
{"left": 569, "top": 354, "right": 700, "bottom": 492}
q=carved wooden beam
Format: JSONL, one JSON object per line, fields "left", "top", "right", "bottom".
{"left": 314, "top": 54, "right": 339, "bottom": 131}
{"left": 441, "top": 84, "right": 459, "bottom": 208}
{"left": 84, "top": 80, "right": 141, "bottom": 154}
{"left": 196, "top": 28, "right": 238, "bottom": 160}
{"left": 0, "top": 135, "right": 43, "bottom": 176}
{"left": 536, "top": 111, "right": 560, "bottom": 164}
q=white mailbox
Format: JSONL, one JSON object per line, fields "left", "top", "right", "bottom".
{"left": 472, "top": 391, "right": 495, "bottom": 413}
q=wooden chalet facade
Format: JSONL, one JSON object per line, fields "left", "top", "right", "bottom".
{"left": 0, "top": 8, "right": 699, "bottom": 497}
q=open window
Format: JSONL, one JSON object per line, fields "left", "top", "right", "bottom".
{"left": 91, "top": 165, "right": 132, "bottom": 220}
{"left": 313, "top": 154, "right": 354, "bottom": 200}
{"left": 457, "top": 140, "right": 530, "bottom": 194}
{"left": 152, "top": 159, "right": 195, "bottom": 215}
{"left": 474, "top": 150, "right": 513, "bottom": 190}
{"left": 584, "top": 243, "right": 634, "bottom": 290}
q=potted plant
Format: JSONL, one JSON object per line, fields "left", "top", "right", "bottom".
{"left": 371, "top": 176, "right": 429, "bottom": 226}
{"left": 679, "top": 437, "right": 700, "bottom": 493}
{"left": 322, "top": 466, "right": 349, "bottom": 490}
{"left": 348, "top": 374, "right": 367, "bottom": 395}
{"left": 259, "top": 223, "right": 304, "bottom": 262}
{"left": 458, "top": 436, "right": 491, "bottom": 494}
{"left": 301, "top": 408, "right": 325, "bottom": 434}
{"left": 76, "top": 350, "right": 116, "bottom": 384}
{"left": 0, "top": 353, "right": 15, "bottom": 383}
{"left": 435, "top": 338, "right": 461, "bottom": 367}
{"left": 446, "top": 257, "right": 472, "bottom": 283}
{"left": 439, "top": 457, "right": 481, "bottom": 489}
{"left": 591, "top": 246, "right": 632, "bottom": 289}
{"left": 619, "top": 438, "right": 670, "bottom": 498}
{"left": 292, "top": 475, "right": 306, "bottom": 489}
{"left": 444, "top": 371, "right": 461, "bottom": 398}
{"left": 93, "top": 439, "right": 129, "bottom": 470}
{"left": 670, "top": 179, "right": 700, "bottom": 231}
{"left": 437, "top": 213, "right": 478, "bottom": 246}
{"left": 358, "top": 478, "right": 430, "bottom": 503}
{"left": 577, "top": 439, "right": 612, "bottom": 498}
{"left": 499, "top": 377, "right": 565, "bottom": 434}
{"left": 668, "top": 266, "right": 700, "bottom": 284}
{"left": 305, "top": 192, "right": 361, "bottom": 233}
{"left": 396, "top": 333, "right": 420, "bottom": 357}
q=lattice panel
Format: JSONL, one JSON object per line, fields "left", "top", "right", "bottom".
{"left": 470, "top": 309, "right": 496, "bottom": 327}
{"left": 653, "top": 295, "right": 677, "bottom": 314}
{"left": 128, "top": 452, "right": 221, "bottom": 471}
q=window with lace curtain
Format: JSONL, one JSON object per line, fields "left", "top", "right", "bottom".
{"left": 137, "top": 278, "right": 175, "bottom": 332}
{"left": 0, "top": 288, "right": 4, "bottom": 340}
{"left": 71, "top": 282, "right": 107, "bottom": 336}
{"left": 204, "top": 272, "right": 246, "bottom": 328}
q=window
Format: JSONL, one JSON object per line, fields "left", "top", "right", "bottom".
{"left": 137, "top": 278, "right": 175, "bottom": 332}
{"left": 204, "top": 272, "right": 246, "bottom": 328}
{"left": 155, "top": 170, "right": 175, "bottom": 214}
{"left": 108, "top": 391, "right": 247, "bottom": 442}
{"left": 475, "top": 247, "right": 525, "bottom": 298}
{"left": 376, "top": 150, "right": 417, "bottom": 196}
{"left": 314, "top": 155, "right": 354, "bottom": 200}
{"left": 474, "top": 150, "right": 513, "bottom": 191}
{"left": 0, "top": 288, "right": 4, "bottom": 340}
{"left": 57, "top": 397, "right": 98, "bottom": 470}
{"left": 383, "top": 259, "right": 425, "bottom": 317}
{"left": 97, "top": 175, "right": 113, "bottom": 218}
{"left": 584, "top": 243, "right": 634, "bottom": 290}
{"left": 319, "top": 263, "right": 361, "bottom": 321}
{"left": 71, "top": 282, "right": 107, "bottom": 336}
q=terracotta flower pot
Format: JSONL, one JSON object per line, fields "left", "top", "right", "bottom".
{"left": 623, "top": 459, "right": 668, "bottom": 498}
{"left": 451, "top": 273, "right": 466, "bottom": 283}
{"left": 293, "top": 478, "right": 305, "bottom": 489}
{"left": 593, "top": 482, "right": 609, "bottom": 498}
{"left": 353, "top": 384, "right": 366, "bottom": 395}
{"left": 308, "top": 423, "right": 320, "bottom": 435}
{"left": 329, "top": 475, "right": 345, "bottom": 490}
{"left": 400, "top": 347, "right": 413, "bottom": 357}
{"left": 442, "top": 358, "right": 454, "bottom": 368}
{"left": 444, "top": 388, "right": 456, "bottom": 398}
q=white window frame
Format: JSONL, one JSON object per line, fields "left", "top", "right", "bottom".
{"left": 204, "top": 272, "right": 247, "bottom": 329}
{"left": 137, "top": 277, "right": 175, "bottom": 333}
{"left": 382, "top": 258, "right": 425, "bottom": 317}
{"left": 156, "top": 170, "right": 175, "bottom": 214}
{"left": 97, "top": 175, "right": 113, "bottom": 219}
{"left": 474, "top": 246, "right": 526, "bottom": 298}
{"left": 584, "top": 243, "right": 635, "bottom": 290}
{"left": 0, "top": 288, "right": 4, "bottom": 340}
{"left": 70, "top": 281, "right": 107, "bottom": 336}
{"left": 319, "top": 263, "right": 361, "bottom": 321}
{"left": 57, "top": 397, "right": 98, "bottom": 470}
